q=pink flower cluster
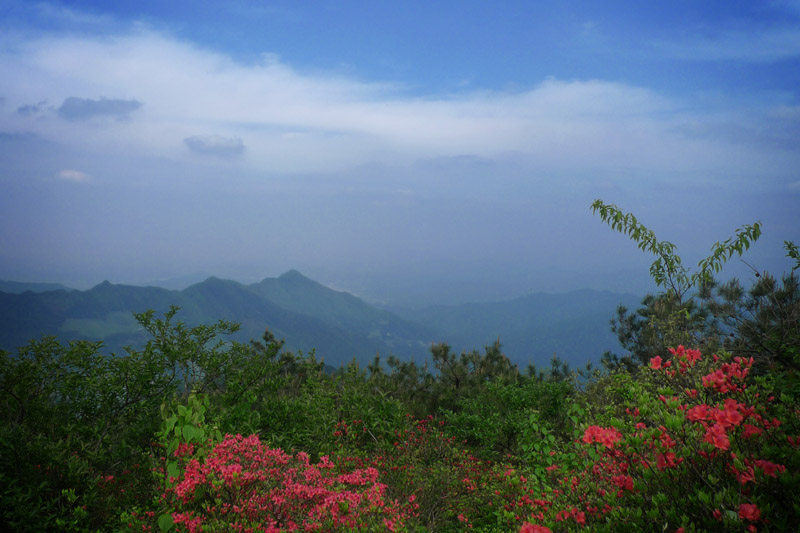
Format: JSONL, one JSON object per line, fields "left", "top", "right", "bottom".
{"left": 581, "top": 426, "right": 622, "bottom": 449}
{"left": 701, "top": 356, "right": 752, "bottom": 393}
{"left": 523, "top": 345, "right": 789, "bottom": 533}
{"left": 168, "top": 434, "right": 406, "bottom": 532}
{"left": 520, "top": 522, "right": 552, "bottom": 533}
{"left": 650, "top": 345, "right": 702, "bottom": 377}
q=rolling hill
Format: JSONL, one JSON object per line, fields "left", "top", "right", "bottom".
{"left": 0, "top": 271, "right": 641, "bottom": 369}
{"left": 0, "top": 271, "right": 435, "bottom": 367}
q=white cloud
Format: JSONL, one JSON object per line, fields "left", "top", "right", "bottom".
{"left": 0, "top": 25, "right": 796, "bottom": 183}
{"left": 56, "top": 169, "right": 90, "bottom": 182}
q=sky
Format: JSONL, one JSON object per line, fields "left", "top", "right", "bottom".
{"left": 0, "top": 0, "right": 799, "bottom": 305}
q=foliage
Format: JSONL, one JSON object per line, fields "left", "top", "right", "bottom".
{"left": 602, "top": 292, "right": 714, "bottom": 369}
{"left": 149, "top": 345, "right": 795, "bottom": 533}
{"left": 533, "top": 345, "right": 800, "bottom": 532}
{"left": 591, "top": 201, "right": 800, "bottom": 375}
{"left": 590, "top": 200, "right": 761, "bottom": 302}
{"left": 785, "top": 240, "right": 800, "bottom": 272}
{"left": 701, "top": 272, "right": 800, "bottom": 372}
{"left": 442, "top": 378, "right": 573, "bottom": 459}
{"left": 0, "top": 307, "right": 287, "bottom": 531}
{"left": 0, "top": 335, "right": 162, "bottom": 530}
{"left": 428, "top": 340, "right": 519, "bottom": 412}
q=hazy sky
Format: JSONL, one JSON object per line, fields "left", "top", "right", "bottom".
{"left": 1, "top": 1, "right": 798, "bottom": 304}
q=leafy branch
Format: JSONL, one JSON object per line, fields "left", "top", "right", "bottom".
{"left": 785, "top": 240, "right": 800, "bottom": 272}
{"left": 591, "top": 200, "right": 761, "bottom": 302}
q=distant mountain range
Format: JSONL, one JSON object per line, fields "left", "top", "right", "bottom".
{"left": 395, "top": 289, "right": 642, "bottom": 368}
{"left": 0, "top": 271, "right": 641, "bottom": 369}
{"left": 0, "top": 280, "right": 73, "bottom": 294}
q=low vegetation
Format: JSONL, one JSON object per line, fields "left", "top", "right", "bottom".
{"left": 1, "top": 201, "right": 798, "bottom": 531}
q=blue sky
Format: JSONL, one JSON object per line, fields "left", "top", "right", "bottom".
{"left": 0, "top": 0, "right": 798, "bottom": 304}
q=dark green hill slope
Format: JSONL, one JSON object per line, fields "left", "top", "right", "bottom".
{"left": 247, "top": 270, "right": 435, "bottom": 357}
{"left": 0, "top": 273, "right": 436, "bottom": 367}
{"left": 0, "top": 272, "right": 640, "bottom": 369}
{"left": 179, "top": 276, "right": 388, "bottom": 365}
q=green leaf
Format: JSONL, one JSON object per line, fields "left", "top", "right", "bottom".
{"left": 166, "top": 439, "right": 179, "bottom": 457}
{"left": 166, "top": 461, "right": 180, "bottom": 482}
{"left": 158, "top": 513, "right": 174, "bottom": 532}
{"left": 182, "top": 424, "right": 197, "bottom": 441}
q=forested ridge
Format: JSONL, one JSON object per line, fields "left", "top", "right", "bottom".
{"left": 1, "top": 202, "right": 798, "bottom": 532}
{"left": 0, "top": 271, "right": 639, "bottom": 369}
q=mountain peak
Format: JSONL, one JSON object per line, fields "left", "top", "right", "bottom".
{"left": 193, "top": 276, "right": 241, "bottom": 289}
{"left": 278, "top": 269, "right": 313, "bottom": 284}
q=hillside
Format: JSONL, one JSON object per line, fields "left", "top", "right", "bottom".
{"left": 0, "top": 272, "right": 435, "bottom": 367}
{"left": 0, "top": 271, "right": 641, "bottom": 368}
{"left": 247, "top": 270, "right": 435, "bottom": 357}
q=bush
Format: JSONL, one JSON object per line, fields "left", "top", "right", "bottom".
{"left": 137, "top": 433, "right": 409, "bottom": 532}
{"left": 520, "top": 345, "right": 800, "bottom": 532}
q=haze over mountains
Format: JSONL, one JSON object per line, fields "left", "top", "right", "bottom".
{"left": 0, "top": 271, "right": 641, "bottom": 369}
